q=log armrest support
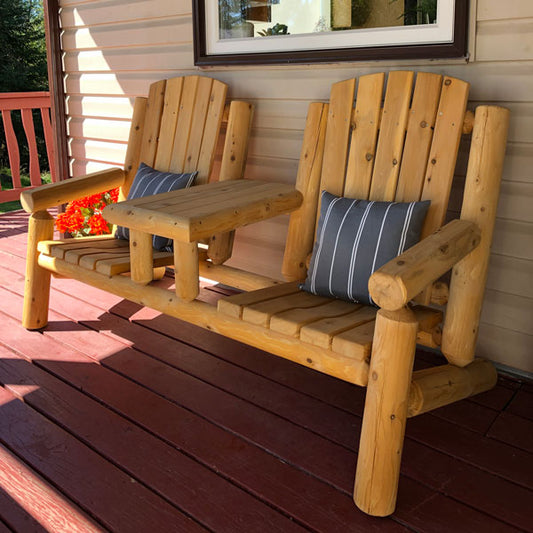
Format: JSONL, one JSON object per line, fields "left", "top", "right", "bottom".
{"left": 21, "top": 168, "right": 126, "bottom": 213}
{"left": 368, "top": 219, "right": 481, "bottom": 311}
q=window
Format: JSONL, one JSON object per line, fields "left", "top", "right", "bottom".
{"left": 193, "top": 0, "right": 468, "bottom": 65}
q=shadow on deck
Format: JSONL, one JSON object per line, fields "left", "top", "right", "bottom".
{"left": 0, "top": 210, "right": 531, "bottom": 532}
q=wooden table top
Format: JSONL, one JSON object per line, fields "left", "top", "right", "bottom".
{"left": 104, "top": 179, "right": 303, "bottom": 242}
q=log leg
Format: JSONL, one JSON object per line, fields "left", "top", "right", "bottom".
{"left": 174, "top": 241, "right": 199, "bottom": 301}
{"left": 354, "top": 307, "right": 418, "bottom": 516}
{"left": 153, "top": 266, "right": 167, "bottom": 280}
{"left": 130, "top": 230, "right": 153, "bottom": 285}
{"left": 207, "top": 230, "right": 235, "bottom": 265}
{"left": 22, "top": 210, "right": 54, "bottom": 329}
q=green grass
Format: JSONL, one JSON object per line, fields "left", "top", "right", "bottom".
{"left": 0, "top": 167, "right": 51, "bottom": 213}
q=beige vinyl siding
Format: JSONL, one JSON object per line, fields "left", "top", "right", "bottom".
{"left": 59, "top": 0, "right": 533, "bottom": 372}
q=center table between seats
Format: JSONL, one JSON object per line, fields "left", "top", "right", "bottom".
{"left": 103, "top": 179, "right": 303, "bottom": 300}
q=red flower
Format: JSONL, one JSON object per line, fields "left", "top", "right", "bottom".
{"left": 87, "top": 213, "right": 111, "bottom": 235}
{"left": 55, "top": 187, "right": 119, "bottom": 237}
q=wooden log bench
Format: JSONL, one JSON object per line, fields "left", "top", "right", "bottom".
{"left": 21, "top": 72, "right": 510, "bottom": 517}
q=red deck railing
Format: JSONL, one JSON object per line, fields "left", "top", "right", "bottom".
{"left": 0, "top": 92, "right": 57, "bottom": 203}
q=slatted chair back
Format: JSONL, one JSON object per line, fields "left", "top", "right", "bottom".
{"left": 283, "top": 71, "right": 469, "bottom": 292}
{"left": 120, "top": 76, "right": 229, "bottom": 198}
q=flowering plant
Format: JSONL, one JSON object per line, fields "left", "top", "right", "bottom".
{"left": 55, "top": 188, "right": 119, "bottom": 237}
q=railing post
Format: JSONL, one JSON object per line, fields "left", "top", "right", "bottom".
{"left": 0, "top": 92, "right": 56, "bottom": 201}
{"left": 1, "top": 109, "right": 21, "bottom": 188}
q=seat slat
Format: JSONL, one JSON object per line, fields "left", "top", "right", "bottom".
{"left": 95, "top": 251, "right": 174, "bottom": 275}
{"left": 331, "top": 320, "right": 376, "bottom": 360}
{"left": 79, "top": 251, "right": 132, "bottom": 270}
{"left": 369, "top": 71, "right": 414, "bottom": 201}
{"left": 46, "top": 237, "right": 128, "bottom": 260}
{"left": 39, "top": 237, "right": 173, "bottom": 274}
{"left": 412, "top": 305, "right": 443, "bottom": 331}
{"left": 270, "top": 298, "right": 359, "bottom": 337}
{"left": 154, "top": 77, "right": 184, "bottom": 171}
{"left": 395, "top": 72, "right": 443, "bottom": 202}
{"left": 344, "top": 73, "right": 385, "bottom": 200}
{"left": 64, "top": 245, "right": 130, "bottom": 265}
{"left": 242, "top": 291, "right": 332, "bottom": 328}
{"left": 37, "top": 235, "right": 118, "bottom": 257}
{"left": 217, "top": 281, "right": 300, "bottom": 319}
{"left": 320, "top": 78, "right": 356, "bottom": 196}
{"left": 300, "top": 306, "right": 377, "bottom": 349}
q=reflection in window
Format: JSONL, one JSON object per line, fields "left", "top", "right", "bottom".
{"left": 218, "top": 0, "right": 438, "bottom": 40}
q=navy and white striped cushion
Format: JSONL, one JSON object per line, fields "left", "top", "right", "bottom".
{"left": 301, "top": 191, "right": 430, "bottom": 306}
{"left": 115, "top": 162, "right": 197, "bottom": 251}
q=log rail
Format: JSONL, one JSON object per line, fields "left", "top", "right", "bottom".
{"left": 0, "top": 92, "right": 57, "bottom": 203}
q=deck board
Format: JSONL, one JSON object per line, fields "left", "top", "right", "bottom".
{"left": 0, "top": 387, "right": 205, "bottom": 533}
{"left": 0, "top": 442, "right": 100, "bottom": 533}
{"left": 487, "top": 412, "right": 533, "bottom": 453}
{"left": 0, "top": 347, "right": 303, "bottom": 533}
{"left": 506, "top": 389, "right": 533, "bottom": 421}
{"left": 0, "top": 211, "right": 531, "bottom": 532}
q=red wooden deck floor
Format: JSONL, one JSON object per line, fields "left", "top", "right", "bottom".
{"left": 0, "top": 210, "right": 531, "bottom": 533}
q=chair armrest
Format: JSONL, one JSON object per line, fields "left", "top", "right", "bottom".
{"left": 368, "top": 219, "right": 481, "bottom": 311}
{"left": 21, "top": 168, "right": 126, "bottom": 213}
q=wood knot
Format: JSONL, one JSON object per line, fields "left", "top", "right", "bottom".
{"left": 397, "top": 260, "right": 405, "bottom": 266}
{"left": 306, "top": 358, "right": 313, "bottom": 364}
{"left": 392, "top": 159, "right": 398, "bottom": 165}
{"left": 372, "top": 371, "right": 378, "bottom": 381}
{"left": 390, "top": 414, "right": 396, "bottom": 420}
{"left": 431, "top": 158, "right": 437, "bottom": 165}
{"left": 365, "top": 153, "right": 373, "bottom": 161}
{"left": 420, "top": 121, "right": 427, "bottom": 128}
{"left": 230, "top": 155, "right": 236, "bottom": 161}
{"left": 439, "top": 244, "right": 449, "bottom": 254}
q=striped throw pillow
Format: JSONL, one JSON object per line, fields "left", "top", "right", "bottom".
{"left": 301, "top": 191, "right": 430, "bottom": 306}
{"left": 115, "top": 162, "right": 197, "bottom": 251}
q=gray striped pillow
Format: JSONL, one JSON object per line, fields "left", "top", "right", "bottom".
{"left": 301, "top": 191, "right": 430, "bottom": 306}
{"left": 115, "top": 162, "right": 197, "bottom": 251}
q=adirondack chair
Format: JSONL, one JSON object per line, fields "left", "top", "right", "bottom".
{"left": 22, "top": 71, "right": 509, "bottom": 517}
{"left": 21, "top": 75, "right": 254, "bottom": 329}
{"left": 215, "top": 71, "right": 509, "bottom": 516}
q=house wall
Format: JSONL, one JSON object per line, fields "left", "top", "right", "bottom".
{"left": 58, "top": 0, "right": 533, "bottom": 373}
